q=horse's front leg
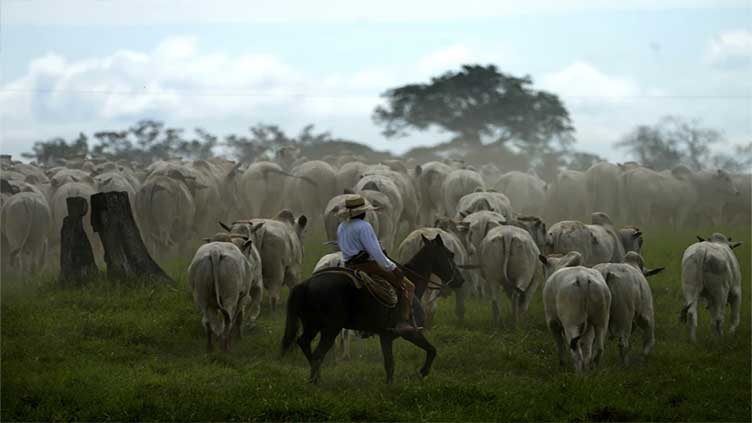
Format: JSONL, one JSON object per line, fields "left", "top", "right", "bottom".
{"left": 401, "top": 331, "right": 437, "bottom": 378}
{"left": 379, "top": 334, "right": 396, "bottom": 384}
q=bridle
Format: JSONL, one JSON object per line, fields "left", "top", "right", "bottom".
{"left": 388, "top": 253, "right": 460, "bottom": 291}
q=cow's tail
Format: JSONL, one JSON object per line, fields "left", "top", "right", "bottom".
{"left": 9, "top": 196, "right": 34, "bottom": 259}
{"left": 281, "top": 282, "right": 306, "bottom": 356}
{"left": 263, "top": 167, "right": 318, "bottom": 187}
{"left": 680, "top": 248, "right": 705, "bottom": 323}
{"left": 499, "top": 235, "right": 512, "bottom": 287}
{"left": 209, "top": 249, "right": 231, "bottom": 334}
{"left": 570, "top": 277, "right": 592, "bottom": 349}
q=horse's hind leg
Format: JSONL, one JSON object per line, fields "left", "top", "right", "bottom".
{"left": 297, "top": 324, "right": 318, "bottom": 365}
{"left": 379, "top": 334, "right": 395, "bottom": 384}
{"left": 401, "top": 332, "right": 437, "bottom": 379}
{"left": 310, "top": 328, "right": 338, "bottom": 384}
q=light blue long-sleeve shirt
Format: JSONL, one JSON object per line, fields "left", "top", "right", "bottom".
{"left": 337, "top": 219, "right": 396, "bottom": 271}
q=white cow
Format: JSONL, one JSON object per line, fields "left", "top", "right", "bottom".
{"left": 188, "top": 239, "right": 263, "bottom": 352}
{"left": 443, "top": 169, "right": 485, "bottom": 218}
{"left": 415, "top": 161, "right": 452, "bottom": 226}
{"left": 480, "top": 225, "right": 542, "bottom": 326}
{"left": 546, "top": 212, "right": 627, "bottom": 266}
{"left": 286, "top": 160, "right": 338, "bottom": 223}
{"left": 397, "top": 227, "right": 470, "bottom": 325}
{"left": 594, "top": 252, "right": 663, "bottom": 364}
{"left": 584, "top": 162, "right": 622, "bottom": 221}
{"left": 456, "top": 191, "right": 513, "bottom": 220}
{"left": 492, "top": 171, "right": 547, "bottom": 216}
{"left": 0, "top": 191, "right": 51, "bottom": 273}
{"left": 543, "top": 266, "right": 611, "bottom": 373}
{"left": 544, "top": 170, "right": 588, "bottom": 222}
{"left": 226, "top": 210, "right": 308, "bottom": 311}
{"left": 680, "top": 233, "right": 742, "bottom": 342}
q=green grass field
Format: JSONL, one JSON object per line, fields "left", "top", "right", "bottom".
{"left": 2, "top": 226, "right": 750, "bottom": 422}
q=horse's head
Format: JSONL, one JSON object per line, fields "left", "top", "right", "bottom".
{"left": 420, "top": 234, "right": 464, "bottom": 289}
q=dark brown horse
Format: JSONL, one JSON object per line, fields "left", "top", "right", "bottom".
{"left": 281, "top": 234, "right": 464, "bottom": 384}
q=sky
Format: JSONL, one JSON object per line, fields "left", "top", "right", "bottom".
{"left": 1, "top": 0, "right": 750, "bottom": 162}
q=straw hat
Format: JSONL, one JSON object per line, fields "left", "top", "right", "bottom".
{"left": 337, "top": 194, "right": 376, "bottom": 219}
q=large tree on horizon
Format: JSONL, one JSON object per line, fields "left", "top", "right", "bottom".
{"left": 372, "top": 64, "right": 575, "bottom": 154}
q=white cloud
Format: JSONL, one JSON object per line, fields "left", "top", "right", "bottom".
{"left": 4, "top": 0, "right": 745, "bottom": 26}
{"left": 705, "top": 29, "right": 752, "bottom": 69}
{"left": 539, "top": 61, "right": 643, "bottom": 102}
{"left": 1, "top": 37, "right": 747, "bottom": 162}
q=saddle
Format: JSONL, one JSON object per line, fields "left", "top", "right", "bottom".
{"left": 313, "top": 267, "right": 398, "bottom": 308}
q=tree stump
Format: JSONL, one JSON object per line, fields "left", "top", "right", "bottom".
{"left": 59, "top": 196, "right": 98, "bottom": 284}
{"left": 91, "top": 191, "right": 174, "bottom": 284}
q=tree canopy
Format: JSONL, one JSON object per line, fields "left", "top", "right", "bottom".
{"left": 615, "top": 115, "right": 749, "bottom": 171}
{"left": 373, "top": 64, "right": 575, "bottom": 154}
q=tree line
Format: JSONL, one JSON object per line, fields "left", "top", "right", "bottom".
{"left": 20, "top": 64, "right": 751, "bottom": 174}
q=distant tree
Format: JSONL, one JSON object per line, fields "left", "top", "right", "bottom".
{"left": 712, "top": 141, "right": 752, "bottom": 173}
{"left": 615, "top": 116, "right": 728, "bottom": 171}
{"left": 662, "top": 116, "right": 721, "bottom": 170}
{"left": 177, "top": 128, "right": 218, "bottom": 160}
{"left": 373, "top": 64, "right": 575, "bottom": 154}
{"left": 565, "top": 151, "right": 605, "bottom": 171}
{"left": 22, "top": 133, "right": 89, "bottom": 165}
{"left": 91, "top": 120, "right": 190, "bottom": 163}
{"left": 615, "top": 120, "right": 683, "bottom": 170}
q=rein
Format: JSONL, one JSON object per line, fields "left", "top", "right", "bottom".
{"left": 385, "top": 252, "right": 454, "bottom": 291}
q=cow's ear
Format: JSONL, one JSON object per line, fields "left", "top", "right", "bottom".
{"left": 730, "top": 241, "right": 743, "bottom": 249}
{"left": 643, "top": 267, "right": 665, "bottom": 277}
{"left": 297, "top": 215, "right": 308, "bottom": 229}
{"left": 251, "top": 222, "right": 265, "bottom": 233}
{"left": 538, "top": 254, "right": 548, "bottom": 265}
{"left": 202, "top": 237, "right": 212, "bottom": 243}
{"left": 696, "top": 235, "right": 705, "bottom": 242}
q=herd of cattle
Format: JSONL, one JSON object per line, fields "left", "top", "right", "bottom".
{"left": 0, "top": 151, "right": 747, "bottom": 373}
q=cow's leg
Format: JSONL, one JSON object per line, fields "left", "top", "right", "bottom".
{"left": 309, "top": 327, "right": 338, "bottom": 384}
{"left": 728, "top": 288, "right": 741, "bottom": 335}
{"left": 591, "top": 325, "right": 607, "bottom": 370}
{"left": 617, "top": 318, "right": 633, "bottom": 365}
{"left": 233, "top": 311, "right": 244, "bottom": 340}
{"left": 400, "top": 331, "right": 437, "bottom": 378}
{"left": 489, "top": 282, "right": 501, "bottom": 328}
{"left": 341, "top": 329, "right": 352, "bottom": 361}
{"left": 564, "top": 325, "right": 585, "bottom": 374}
{"left": 708, "top": 290, "right": 726, "bottom": 337}
{"left": 205, "top": 323, "right": 213, "bottom": 353}
{"left": 637, "top": 314, "right": 655, "bottom": 358}
{"left": 579, "top": 326, "right": 595, "bottom": 370}
{"left": 379, "top": 334, "right": 396, "bottom": 384}
{"left": 265, "top": 264, "right": 284, "bottom": 312}
{"left": 548, "top": 320, "right": 567, "bottom": 367}
{"left": 454, "top": 285, "right": 466, "bottom": 323}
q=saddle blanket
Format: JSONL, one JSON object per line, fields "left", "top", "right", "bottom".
{"left": 312, "top": 267, "right": 398, "bottom": 308}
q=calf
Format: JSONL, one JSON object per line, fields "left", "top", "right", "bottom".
{"left": 680, "top": 233, "right": 742, "bottom": 342}
{"left": 543, "top": 266, "right": 611, "bottom": 373}
{"left": 480, "top": 225, "right": 541, "bottom": 326}
{"left": 188, "top": 238, "right": 263, "bottom": 352}
{"left": 594, "top": 252, "right": 663, "bottom": 364}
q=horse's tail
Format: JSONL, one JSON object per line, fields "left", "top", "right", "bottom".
{"left": 281, "top": 282, "right": 306, "bottom": 356}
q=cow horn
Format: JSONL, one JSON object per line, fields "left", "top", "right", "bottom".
{"left": 218, "top": 221, "right": 232, "bottom": 232}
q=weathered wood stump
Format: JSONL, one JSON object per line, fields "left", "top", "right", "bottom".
{"left": 91, "top": 191, "right": 174, "bottom": 284}
{"left": 59, "top": 196, "right": 98, "bottom": 284}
